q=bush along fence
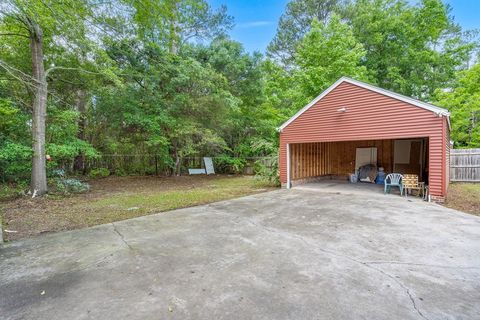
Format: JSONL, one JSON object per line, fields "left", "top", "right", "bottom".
{"left": 0, "top": 153, "right": 277, "bottom": 183}
{"left": 450, "top": 149, "right": 480, "bottom": 182}
{"left": 84, "top": 155, "right": 276, "bottom": 176}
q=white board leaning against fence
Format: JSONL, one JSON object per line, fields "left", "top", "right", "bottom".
{"left": 204, "top": 157, "right": 215, "bottom": 175}
{"left": 188, "top": 157, "right": 215, "bottom": 175}
{"left": 450, "top": 149, "right": 480, "bottom": 182}
{"left": 188, "top": 168, "right": 206, "bottom": 175}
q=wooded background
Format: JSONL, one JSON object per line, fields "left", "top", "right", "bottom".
{"left": 0, "top": 0, "right": 479, "bottom": 193}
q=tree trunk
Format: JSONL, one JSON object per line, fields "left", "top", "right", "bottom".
{"left": 172, "top": 145, "right": 181, "bottom": 176}
{"left": 30, "top": 22, "right": 48, "bottom": 196}
{"left": 168, "top": 0, "right": 180, "bottom": 54}
{"left": 175, "top": 153, "right": 181, "bottom": 176}
{"left": 73, "top": 89, "right": 87, "bottom": 173}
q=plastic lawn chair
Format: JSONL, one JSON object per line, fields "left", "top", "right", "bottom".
{"left": 384, "top": 173, "right": 404, "bottom": 196}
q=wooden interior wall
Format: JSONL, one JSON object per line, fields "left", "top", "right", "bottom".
{"left": 290, "top": 140, "right": 395, "bottom": 180}
{"left": 394, "top": 140, "right": 421, "bottom": 175}
{"left": 291, "top": 142, "right": 331, "bottom": 180}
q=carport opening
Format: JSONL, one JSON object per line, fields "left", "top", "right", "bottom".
{"left": 288, "top": 138, "right": 429, "bottom": 192}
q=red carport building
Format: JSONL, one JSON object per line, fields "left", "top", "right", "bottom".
{"left": 278, "top": 77, "right": 450, "bottom": 201}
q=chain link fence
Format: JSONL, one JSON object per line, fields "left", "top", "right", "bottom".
{"left": 0, "top": 154, "right": 276, "bottom": 182}
{"left": 84, "top": 155, "right": 276, "bottom": 176}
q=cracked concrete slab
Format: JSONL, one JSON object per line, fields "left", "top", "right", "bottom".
{"left": 1, "top": 188, "right": 480, "bottom": 320}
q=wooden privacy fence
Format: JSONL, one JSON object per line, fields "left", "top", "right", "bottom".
{"left": 450, "top": 149, "right": 480, "bottom": 182}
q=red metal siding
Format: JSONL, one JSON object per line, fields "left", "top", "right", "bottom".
{"left": 280, "top": 82, "right": 447, "bottom": 197}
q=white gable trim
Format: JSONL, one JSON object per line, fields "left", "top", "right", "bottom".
{"left": 278, "top": 77, "right": 450, "bottom": 132}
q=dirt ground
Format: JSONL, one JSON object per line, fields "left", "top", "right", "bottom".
{"left": 445, "top": 183, "right": 480, "bottom": 216}
{"left": 0, "top": 175, "right": 276, "bottom": 241}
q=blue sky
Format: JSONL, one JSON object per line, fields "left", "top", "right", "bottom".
{"left": 208, "top": 0, "right": 480, "bottom": 54}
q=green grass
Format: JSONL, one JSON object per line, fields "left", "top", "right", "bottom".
{"left": 0, "top": 175, "right": 277, "bottom": 241}
{"left": 84, "top": 176, "right": 273, "bottom": 225}
{"left": 96, "top": 189, "right": 231, "bottom": 209}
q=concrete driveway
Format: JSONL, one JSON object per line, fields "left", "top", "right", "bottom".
{"left": 1, "top": 187, "right": 480, "bottom": 320}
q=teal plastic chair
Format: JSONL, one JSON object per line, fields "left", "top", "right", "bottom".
{"left": 384, "top": 173, "right": 403, "bottom": 196}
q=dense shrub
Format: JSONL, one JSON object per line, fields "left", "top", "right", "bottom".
{"left": 54, "top": 178, "right": 90, "bottom": 194}
{"left": 254, "top": 156, "right": 280, "bottom": 186}
{"left": 88, "top": 168, "right": 110, "bottom": 179}
{"left": 114, "top": 168, "right": 127, "bottom": 176}
{"left": 214, "top": 155, "right": 246, "bottom": 174}
{"left": 0, "top": 141, "right": 31, "bottom": 182}
{"left": 50, "top": 170, "right": 89, "bottom": 194}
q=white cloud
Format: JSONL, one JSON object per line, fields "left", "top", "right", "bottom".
{"left": 237, "top": 21, "right": 273, "bottom": 28}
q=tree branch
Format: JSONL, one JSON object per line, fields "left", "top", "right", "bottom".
{"left": 45, "top": 65, "right": 129, "bottom": 78}
{"left": 0, "top": 59, "right": 42, "bottom": 86}
{"left": 0, "top": 32, "right": 29, "bottom": 38}
{"left": 45, "top": 66, "right": 104, "bottom": 77}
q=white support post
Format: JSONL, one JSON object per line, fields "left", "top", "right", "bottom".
{"left": 286, "top": 143, "right": 291, "bottom": 189}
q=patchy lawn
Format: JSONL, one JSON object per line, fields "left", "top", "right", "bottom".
{"left": 446, "top": 183, "right": 480, "bottom": 216}
{"left": 0, "top": 175, "right": 277, "bottom": 241}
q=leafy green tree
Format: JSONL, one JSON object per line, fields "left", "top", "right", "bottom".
{"left": 131, "top": 0, "right": 233, "bottom": 53}
{"left": 345, "top": 0, "right": 475, "bottom": 99}
{"left": 0, "top": 0, "right": 237, "bottom": 184}
{"left": 91, "top": 38, "right": 238, "bottom": 172}
{"left": 267, "top": 0, "right": 343, "bottom": 66}
{"left": 169, "top": 122, "right": 227, "bottom": 175}
{"left": 189, "top": 38, "right": 267, "bottom": 157}
{"left": 0, "top": 0, "right": 95, "bottom": 194}
{"left": 294, "top": 15, "right": 368, "bottom": 106}
{"left": 0, "top": 98, "right": 31, "bottom": 182}
{"left": 434, "top": 63, "right": 480, "bottom": 148}
{"left": 261, "top": 60, "right": 296, "bottom": 118}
